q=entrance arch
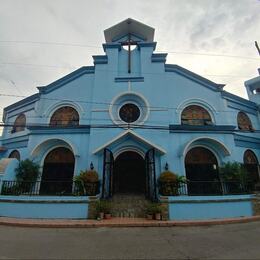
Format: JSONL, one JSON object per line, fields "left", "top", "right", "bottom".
{"left": 40, "top": 147, "right": 75, "bottom": 195}
{"left": 185, "top": 147, "right": 221, "bottom": 195}
{"left": 113, "top": 151, "right": 146, "bottom": 194}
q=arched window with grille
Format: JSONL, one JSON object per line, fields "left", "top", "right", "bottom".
{"left": 243, "top": 149, "right": 259, "bottom": 185}
{"left": 181, "top": 105, "right": 213, "bottom": 126}
{"left": 237, "top": 112, "right": 254, "bottom": 131}
{"left": 50, "top": 106, "right": 79, "bottom": 127}
{"left": 8, "top": 150, "right": 20, "bottom": 161}
{"left": 11, "top": 114, "right": 26, "bottom": 133}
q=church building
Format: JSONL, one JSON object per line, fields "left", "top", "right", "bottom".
{"left": 0, "top": 18, "right": 259, "bottom": 220}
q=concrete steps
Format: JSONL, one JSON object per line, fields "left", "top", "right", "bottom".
{"left": 111, "top": 193, "right": 149, "bottom": 218}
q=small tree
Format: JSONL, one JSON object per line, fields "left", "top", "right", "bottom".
{"left": 219, "top": 162, "right": 250, "bottom": 193}
{"left": 15, "top": 159, "right": 40, "bottom": 182}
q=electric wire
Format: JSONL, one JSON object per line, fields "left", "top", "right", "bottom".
{"left": 0, "top": 40, "right": 259, "bottom": 61}
{"left": 0, "top": 93, "right": 256, "bottom": 114}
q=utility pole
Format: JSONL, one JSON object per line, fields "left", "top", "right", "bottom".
{"left": 255, "top": 41, "right": 260, "bottom": 75}
{"left": 255, "top": 41, "right": 260, "bottom": 56}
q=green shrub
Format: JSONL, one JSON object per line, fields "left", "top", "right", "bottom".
{"left": 158, "top": 171, "right": 186, "bottom": 183}
{"left": 15, "top": 159, "right": 40, "bottom": 182}
{"left": 75, "top": 170, "right": 99, "bottom": 183}
{"left": 74, "top": 170, "right": 100, "bottom": 196}
{"left": 158, "top": 171, "right": 186, "bottom": 196}
{"left": 219, "top": 162, "right": 249, "bottom": 183}
{"left": 146, "top": 203, "right": 162, "bottom": 214}
{"left": 94, "top": 200, "right": 111, "bottom": 214}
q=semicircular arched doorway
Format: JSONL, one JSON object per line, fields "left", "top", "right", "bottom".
{"left": 113, "top": 151, "right": 146, "bottom": 195}
{"left": 40, "top": 147, "right": 75, "bottom": 195}
{"left": 185, "top": 147, "right": 221, "bottom": 195}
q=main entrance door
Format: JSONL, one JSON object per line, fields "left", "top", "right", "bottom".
{"left": 113, "top": 151, "right": 146, "bottom": 194}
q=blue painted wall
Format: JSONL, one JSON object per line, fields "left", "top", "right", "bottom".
{"left": 0, "top": 196, "right": 89, "bottom": 219}
{"left": 168, "top": 195, "right": 253, "bottom": 220}
{"left": 0, "top": 18, "right": 259, "bottom": 182}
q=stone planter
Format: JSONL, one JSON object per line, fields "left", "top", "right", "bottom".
{"left": 104, "top": 213, "right": 112, "bottom": 219}
{"left": 155, "top": 213, "right": 161, "bottom": 220}
{"left": 99, "top": 212, "right": 104, "bottom": 220}
{"left": 146, "top": 214, "right": 153, "bottom": 220}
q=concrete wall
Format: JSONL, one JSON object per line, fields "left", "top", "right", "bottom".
{"left": 0, "top": 196, "right": 89, "bottom": 219}
{"left": 168, "top": 195, "right": 253, "bottom": 220}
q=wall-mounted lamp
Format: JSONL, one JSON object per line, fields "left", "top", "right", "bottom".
{"left": 90, "top": 162, "right": 94, "bottom": 170}
{"left": 165, "top": 162, "right": 169, "bottom": 171}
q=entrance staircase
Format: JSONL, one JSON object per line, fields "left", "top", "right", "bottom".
{"left": 111, "top": 194, "right": 149, "bottom": 218}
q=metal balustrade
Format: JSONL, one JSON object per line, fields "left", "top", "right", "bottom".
{"left": 158, "top": 180, "right": 255, "bottom": 196}
{"left": 0, "top": 180, "right": 100, "bottom": 196}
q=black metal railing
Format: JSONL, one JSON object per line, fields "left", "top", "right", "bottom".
{"left": 0, "top": 180, "right": 100, "bottom": 196}
{"left": 158, "top": 180, "right": 255, "bottom": 196}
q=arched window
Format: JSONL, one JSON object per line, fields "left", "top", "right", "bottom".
{"left": 181, "top": 105, "right": 212, "bottom": 126}
{"left": 237, "top": 112, "right": 253, "bottom": 131}
{"left": 243, "top": 150, "right": 259, "bottom": 184}
{"left": 11, "top": 114, "right": 26, "bottom": 133}
{"left": 50, "top": 106, "right": 79, "bottom": 127}
{"left": 8, "top": 150, "right": 20, "bottom": 161}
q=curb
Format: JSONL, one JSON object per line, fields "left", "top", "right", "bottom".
{"left": 0, "top": 216, "right": 260, "bottom": 228}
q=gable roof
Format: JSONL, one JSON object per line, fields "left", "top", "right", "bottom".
{"left": 37, "top": 66, "right": 95, "bottom": 94}
{"left": 104, "top": 18, "right": 155, "bottom": 43}
{"left": 165, "top": 64, "right": 225, "bottom": 91}
{"left": 93, "top": 129, "right": 166, "bottom": 155}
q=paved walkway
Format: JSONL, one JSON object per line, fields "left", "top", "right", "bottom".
{"left": 0, "top": 215, "right": 260, "bottom": 228}
{"left": 1, "top": 222, "right": 260, "bottom": 259}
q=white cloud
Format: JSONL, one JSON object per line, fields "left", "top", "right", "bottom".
{"left": 0, "top": 0, "right": 259, "bottom": 116}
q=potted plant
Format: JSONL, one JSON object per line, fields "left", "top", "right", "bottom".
{"left": 153, "top": 203, "right": 162, "bottom": 220}
{"left": 74, "top": 168, "right": 100, "bottom": 196}
{"left": 146, "top": 202, "right": 162, "bottom": 220}
{"left": 94, "top": 200, "right": 109, "bottom": 220}
{"left": 158, "top": 171, "right": 186, "bottom": 196}
{"left": 104, "top": 200, "right": 112, "bottom": 219}
{"left": 145, "top": 203, "right": 155, "bottom": 220}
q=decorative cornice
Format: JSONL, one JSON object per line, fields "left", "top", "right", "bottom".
{"left": 221, "top": 91, "right": 258, "bottom": 113}
{"left": 102, "top": 43, "right": 121, "bottom": 51}
{"left": 137, "top": 42, "right": 157, "bottom": 50}
{"left": 169, "top": 124, "right": 236, "bottom": 133}
{"left": 92, "top": 55, "right": 108, "bottom": 65}
{"left": 37, "top": 66, "right": 95, "bottom": 95}
{"left": 3, "top": 93, "right": 40, "bottom": 122}
{"left": 165, "top": 64, "right": 224, "bottom": 91}
{"left": 151, "top": 53, "right": 167, "bottom": 63}
{"left": 27, "top": 125, "right": 90, "bottom": 135}
{"left": 1, "top": 135, "right": 29, "bottom": 145}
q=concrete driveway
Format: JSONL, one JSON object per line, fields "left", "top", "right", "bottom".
{"left": 0, "top": 221, "right": 260, "bottom": 259}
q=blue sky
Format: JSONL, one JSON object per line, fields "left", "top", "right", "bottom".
{"left": 0, "top": 0, "right": 260, "bottom": 117}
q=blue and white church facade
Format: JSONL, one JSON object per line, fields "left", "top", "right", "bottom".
{"left": 0, "top": 18, "right": 259, "bottom": 220}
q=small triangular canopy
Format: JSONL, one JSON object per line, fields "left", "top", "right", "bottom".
{"left": 104, "top": 18, "right": 155, "bottom": 43}
{"left": 93, "top": 130, "right": 166, "bottom": 155}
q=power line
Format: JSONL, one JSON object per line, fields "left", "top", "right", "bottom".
{"left": 0, "top": 39, "right": 259, "bottom": 61}
{"left": 0, "top": 61, "right": 254, "bottom": 80}
{"left": 0, "top": 93, "right": 255, "bottom": 113}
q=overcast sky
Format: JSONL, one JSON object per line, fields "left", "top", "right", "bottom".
{"left": 0, "top": 0, "right": 260, "bottom": 119}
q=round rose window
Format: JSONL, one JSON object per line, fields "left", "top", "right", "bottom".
{"left": 119, "top": 103, "right": 140, "bottom": 123}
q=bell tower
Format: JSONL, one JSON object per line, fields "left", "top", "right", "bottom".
{"left": 245, "top": 69, "right": 260, "bottom": 104}
{"left": 101, "top": 18, "right": 156, "bottom": 77}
